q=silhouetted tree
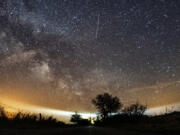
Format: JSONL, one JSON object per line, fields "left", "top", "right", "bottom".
{"left": 70, "top": 112, "right": 82, "bottom": 124}
{"left": 0, "top": 106, "right": 7, "bottom": 120}
{"left": 123, "top": 102, "right": 147, "bottom": 116}
{"left": 92, "top": 93, "right": 122, "bottom": 119}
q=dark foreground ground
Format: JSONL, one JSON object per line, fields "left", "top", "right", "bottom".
{"left": 1, "top": 111, "right": 180, "bottom": 135}
{"left": 0, "top": 126, "right": 179, "bottom": 135}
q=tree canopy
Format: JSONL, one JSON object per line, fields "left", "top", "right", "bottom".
{"left": 92, "top": 93, "right": 122, "bottom": 118}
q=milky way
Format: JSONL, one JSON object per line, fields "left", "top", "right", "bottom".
{"left": 0, "top": 0, "right": 180, "bottom": 113}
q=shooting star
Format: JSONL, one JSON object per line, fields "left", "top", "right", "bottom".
{"left": 95, "top": 14, "right": 100, "bottom": 39}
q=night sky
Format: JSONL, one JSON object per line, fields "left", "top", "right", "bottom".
{"left": 0, "top": 0, "right": 180, "bottom": 114}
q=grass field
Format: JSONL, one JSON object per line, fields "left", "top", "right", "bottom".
{"left": 1, "top": 107, "right": 180, "bottom": 135}
{"left": 0, "top": 126, "right": 179, "bottom": 135}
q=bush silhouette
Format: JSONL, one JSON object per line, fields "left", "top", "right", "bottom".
{"left": 122, "top": 102, "right": 147, "bottom": 116}
{"left": 0, "top": 106, "right": 7, "bottom": 120}
{"left": 70, "top": 112, "right": 82, "bottom": 124}
{"left": 70, "top": 112, "right": 91, "bottom": 126}
{"left": 92, "top": 93, "right": 122, "bottom": 119}
{"left": 0, "top": 106, "right": 65, "bottom": 128}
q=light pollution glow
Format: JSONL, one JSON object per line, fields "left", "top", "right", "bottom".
{"left": 0, "top": 98, "right": 96, "bottom": 122}
{"left": 1, "top": 80, "right": 180, "bottom": 113}
{"left": 1, "top": 98, "right": 180, "bottom": 123}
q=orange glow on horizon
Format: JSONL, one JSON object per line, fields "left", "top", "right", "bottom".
{"left": 0, "top": 98, "right": 96, "bottom": 122}
{"left": 1, "top": 97, "right": 180, "bottom": 123}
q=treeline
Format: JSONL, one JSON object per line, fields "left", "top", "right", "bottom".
{"left": 71, "top": 93, "right": 180, "bottom": 130}
{"left": 91, "top": 93, "right": 148, "bottom": 125}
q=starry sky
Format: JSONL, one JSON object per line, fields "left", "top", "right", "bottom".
{"left": 0, "top": 0, "right": 180, "bottom": 113}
